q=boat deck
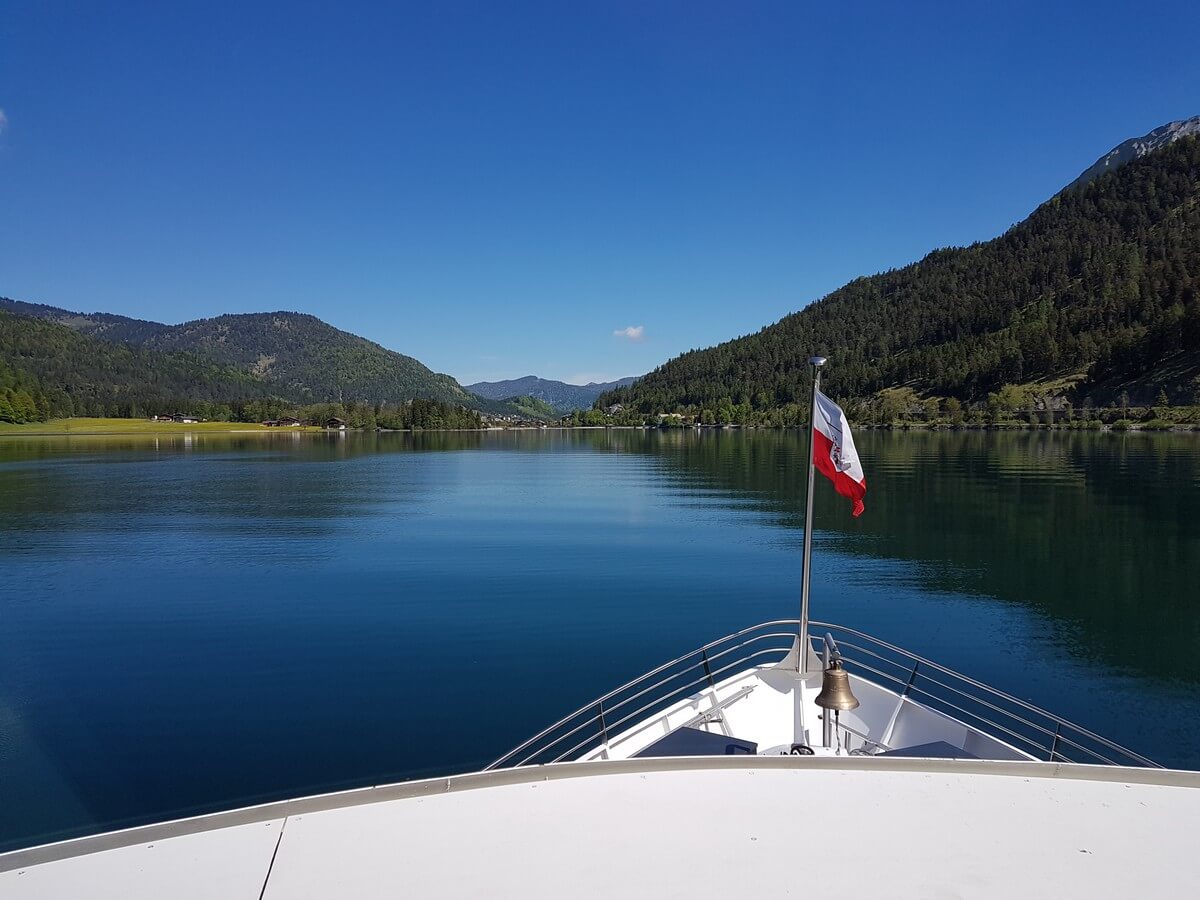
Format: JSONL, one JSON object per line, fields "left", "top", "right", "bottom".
{"left": 3, "top": 756, "right": 1198, "bottom": 899}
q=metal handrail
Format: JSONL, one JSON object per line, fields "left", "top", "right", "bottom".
{"left": 829, "top": 643, "right": 1072, "bottom": 749}
{"left": 488, "top": 621, "right": 802, "bottom": 769}
{"left": 507, "top": 639, "right": 797, "bottom": 767}
{"left": 806, "top": 639, "right": 1143, "bottom": 766}
{"left": 810, "top": 621, "right": 1162, "bottom": 768}
{"left": 487, "top": 620, "right": 1161, "bottom": 770}
{"left": 546, "top": 648, "right": 788, "bottom": 765}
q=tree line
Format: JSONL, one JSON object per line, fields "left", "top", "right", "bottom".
{"left": 287, "top": 399, "right": 483, "bottom": 430}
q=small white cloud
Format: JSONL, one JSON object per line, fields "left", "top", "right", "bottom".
{"left": 0, "top": 109, "right": 7, "bottom": 134}
{"left": 613, "top": 325, "right": 645, "bottom": 342}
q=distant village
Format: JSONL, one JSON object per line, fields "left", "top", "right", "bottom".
{"left": 149, "top": 414, "right": 348, "bottom": 429}
{"left": 143, "top": 409, "right": 704, "bottom": 431}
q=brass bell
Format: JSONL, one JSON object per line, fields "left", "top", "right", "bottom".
{"left": 815, "top": 658, "right": 860, "bottom": 711}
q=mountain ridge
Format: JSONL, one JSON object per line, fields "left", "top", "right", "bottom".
{"left": 467, "top": 374, "right": 638, "bottom": 413}
{"left": 0, "top": 299, "right": 483, "bottom": 409}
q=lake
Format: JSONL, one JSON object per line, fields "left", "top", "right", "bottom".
{"left": 1, "top": 428, "right": 1198, "bottom": 850}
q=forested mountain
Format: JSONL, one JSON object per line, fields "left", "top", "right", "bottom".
{"left": 0, "top": 311, "right": 275, "bottom": 420}
{"left": 0, "top": 301, "right": 483, "bottom": 408}
{"left": 467, "top": 375, "right": 639, "bottom": 412}
{"left": 0, "top": 298, "right": 171, "bottom": 344}
{"left": 601, "top": 134, "right": 1200, "bottom": 418}
{"left": 0, "top": 311, "right": 503, "bottom": 427}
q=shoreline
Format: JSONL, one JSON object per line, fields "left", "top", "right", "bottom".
{"left": 2, "top": 421, "right": 1199, "bottom": 437}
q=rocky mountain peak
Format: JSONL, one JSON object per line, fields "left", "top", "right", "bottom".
{"left": 1068, "top": 115, "right": 1200, "bottom": 190}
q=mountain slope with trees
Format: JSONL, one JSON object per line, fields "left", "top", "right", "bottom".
{"left": 600, "top": 134, "right": 1200, "bottom": 420}
{"left": 0, "top": 311, "right": 276, "bottom": 421}
{"left": 0, "top": 301, "right": 480, "bottom": 408}
{"left": 0, "top": 311, "right": 495, "bottom": 428}
{"left": 139, "top": 312, "right": 476, "bottom": 406}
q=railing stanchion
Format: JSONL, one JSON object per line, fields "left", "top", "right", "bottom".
{"left": 1049, "top": 724, "right": 1062, "bottom": 762}
{"left": 702, "top": 649, "right": 715, "bottom": 688}
{"left": 902, "top": 661, "right": 919, "bottom": 697}
{"left": 598, "top": 701, "right": 609, "bottom": 745}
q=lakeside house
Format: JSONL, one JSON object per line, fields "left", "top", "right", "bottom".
{"left": 326, "top": 417, "right": 347, "bottom": 430}
{"left": 172, "top": 414, "right": 202, "bottom": 424}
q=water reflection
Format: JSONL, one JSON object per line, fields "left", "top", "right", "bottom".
{"left": 568, "top": 429, "right": 1200, "bottom": 683}
{"left": 1, "top": 428, "right": 1198, "bottom": 852}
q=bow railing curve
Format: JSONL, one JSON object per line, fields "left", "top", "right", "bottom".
{"left": 486, "top": 620, "right": 1160, "bottom": 771}
{"left": 486, "top": 621, "right": 799, "bottom": 769}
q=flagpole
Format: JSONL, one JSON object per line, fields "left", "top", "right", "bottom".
{"left": 798, "top": 355, "right": 826, "bottom": 675}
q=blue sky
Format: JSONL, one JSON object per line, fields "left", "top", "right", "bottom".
{"left": 1, "top": 2, "right": 1197, "bottom": 385}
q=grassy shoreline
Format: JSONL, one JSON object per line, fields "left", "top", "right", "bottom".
{"left": 0, "top": 418, "right": 324, "bottom": 436}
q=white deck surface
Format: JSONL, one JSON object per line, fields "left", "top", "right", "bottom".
{"left": 0, "top": 818, "right": 284, "bottom": 900}
{"left": 3, "top": 757, "right": 1198, "bottom": 899}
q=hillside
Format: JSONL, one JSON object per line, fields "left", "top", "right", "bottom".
{"left": 601, "top": 134, "right": 1200, "bottom": 417}
{"left": 0, "top": 301, "right": 481, "bottom": 409}
{"left": 467, "top": 375, "right": 638, "bottom": 412}
{"left": 0, "top": 311, "right": 275, "bottom": 421}
{"left": 503, "top": 395, "right": 560, "bottom": 419}
{"left": 142, "top": 312, "right": 476, "bottom": 406}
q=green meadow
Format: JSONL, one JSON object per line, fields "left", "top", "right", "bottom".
{"left": 0, "top": 418, "right": 324, "bottom": 435}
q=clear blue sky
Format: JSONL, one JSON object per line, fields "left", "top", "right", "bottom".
{"left": 1, "top": 2, "right": 1197, "bottom": 385}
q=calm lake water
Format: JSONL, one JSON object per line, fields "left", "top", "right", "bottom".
{"left": 1, "top": 428, "right": 1198, "bottom": 850}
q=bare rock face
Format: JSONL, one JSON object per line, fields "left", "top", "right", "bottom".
{"left": 1068, "top": 116, "right": 1200, "bottom": 190}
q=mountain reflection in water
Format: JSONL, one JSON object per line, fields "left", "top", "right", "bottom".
{"left": 1, "top": 428, "right": 1197, "bottom": 852}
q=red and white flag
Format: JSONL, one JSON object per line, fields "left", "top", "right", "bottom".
{"left": 813, "top": 390, "right": 866, "bottom": 517}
